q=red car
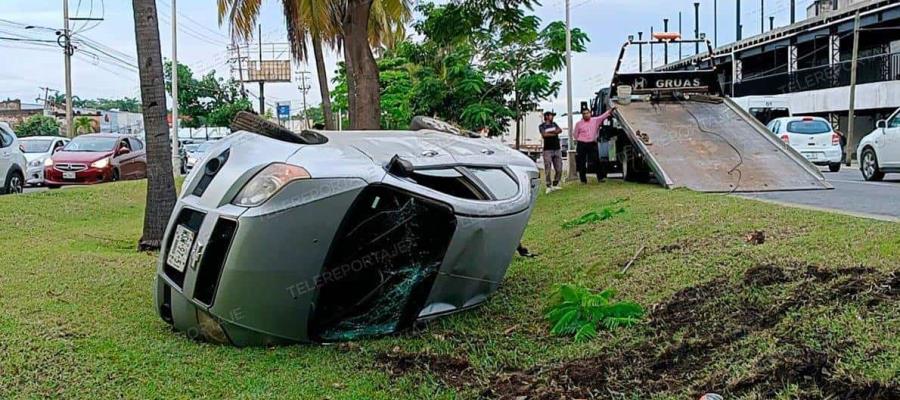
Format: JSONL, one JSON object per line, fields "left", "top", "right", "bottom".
{"left": 44, "top": 134, "right": 147, "bottom": 187}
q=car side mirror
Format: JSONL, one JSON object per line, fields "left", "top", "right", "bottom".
{"left": 876, "top": 119, "right": 887, "bottom": 129}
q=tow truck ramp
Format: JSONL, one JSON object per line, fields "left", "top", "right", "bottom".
{"left": 603, "top": 35, "right": 832, "bottom": 193}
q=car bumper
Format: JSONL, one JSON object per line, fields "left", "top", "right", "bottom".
{"left": 155, "top": 178, "right": 533, "bottom": 346}
{"left": 43, "top": 166, "right": 112, "bottom": 185}
{"left": 799, "top": 147, "right": 843, "bottom": 165}
{"left": 25, "top": 166, "right": 44, "bottom": 185}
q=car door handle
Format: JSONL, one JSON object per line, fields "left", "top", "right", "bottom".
{"left": 421, "top": 150, "right": 439, "bottom": 157}
{"left": 481, "top": 148, "right": 495, "bottom": 155}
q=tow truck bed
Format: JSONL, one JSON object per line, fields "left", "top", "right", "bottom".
{"left": 614, "top": 97, "right": 833, "bottom": 192}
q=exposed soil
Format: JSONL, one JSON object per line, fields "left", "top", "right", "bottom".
{"left": 381, "top": 264, "right": 899, "bottom": 399}
{"left": 376, "top": 351, "right": 475, "bottom": 389}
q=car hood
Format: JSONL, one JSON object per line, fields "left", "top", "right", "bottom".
{"left": 52, "top": 151, "right": 112, "bottom": 163}
{"left": 24, "top": 153, "right": 48, "bottom": 163}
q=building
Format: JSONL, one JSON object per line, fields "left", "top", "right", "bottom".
{"left": 660, "top": 0, "right": 900, "bottom": 155}
{"left": 0, "top": 99, "right": 45, "bottom": 127}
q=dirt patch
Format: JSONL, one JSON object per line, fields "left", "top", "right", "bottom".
{"left": 389, "top": 264, "right": 899, "bottom": 399}
{"left": 376, "top": 351, "right": 475, "bottom": 389}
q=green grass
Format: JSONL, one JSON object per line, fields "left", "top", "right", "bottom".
{"left": 0, "top": 180, "right": 896, "bottom": 398}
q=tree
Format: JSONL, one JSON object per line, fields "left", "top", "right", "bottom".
{"left": 73, "top": 116, "right": 95, "bottom": 134}
{"left": 217, "top": 0, "right": 410, "bottom": 130}
{"left": 163, "top": 61, "right": 251, "bottom": 127}
{"left": 132, "top": 0, "right": 177, "bottom": 251}
{"left": 14, "top": 115, "right": 60, "bottom": 137}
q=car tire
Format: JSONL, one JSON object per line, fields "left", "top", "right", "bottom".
{"left": 860, "top": 148, "right": 885, "bottom": 181}
{"left": 828, "top": 163, "right": 841, "bottom": 173}
{"left": 112, "top": 168, "right": 121, "bottom": 182}
{"left": 3, "top": 169, "right": 24, "bottom": 195}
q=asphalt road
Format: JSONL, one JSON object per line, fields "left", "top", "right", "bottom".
{"left": 738, "top": 165, "right": 900, "bottom": 222}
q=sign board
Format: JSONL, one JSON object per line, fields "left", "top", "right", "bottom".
{"left": 277, "top": 103, "right": 291, "bottom": 119}
{"left": 245, "top": 60, "right": 292, "bottom": 82}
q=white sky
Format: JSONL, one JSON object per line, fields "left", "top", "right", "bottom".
{"left": 0, "top": 0, "right": 808, "bottom": 126}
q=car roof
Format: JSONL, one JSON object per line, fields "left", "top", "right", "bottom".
{"left": 772, "top": 116, "right": 829, "bottom": 123}
{"left": 20, "top": 136, "right": 66, "bottom": 140}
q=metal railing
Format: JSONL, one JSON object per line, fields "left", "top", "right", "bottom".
{"left": 734, "top": 52, "right": 900, "bottom": 97}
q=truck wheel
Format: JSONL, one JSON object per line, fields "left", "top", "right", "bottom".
{"left": 861, "top": 148, "right": 884, "bottom": 181}
{"left": 621, "top": 146, "right": 650, "bottom": 183}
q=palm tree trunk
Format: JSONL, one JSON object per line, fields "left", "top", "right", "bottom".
{"left": 312, "top": 36, "right": 335, "bottom": 130}
{"left": 343, "top": 0, "right": 381, "bottom": 130}
{"left": 132, "top": 0, "right": 177, "bottom": 251}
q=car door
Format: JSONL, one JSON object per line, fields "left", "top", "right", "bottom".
{"left": 0, "top": 127, "right": 13, "bottom": 178}
{"left": 129, "top": 138, "right": 147, "bottom": 178}
{"left": 113, "top": 138, "right": 136, "bottom": 179}
{"left": 882, "top": 111, "right": 900, "bottom": 168}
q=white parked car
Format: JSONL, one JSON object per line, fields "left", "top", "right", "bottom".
{"left": 857, "top": 109, "right": 900, "bottom": 181}
{"left": 19, "top": 136, "right": 69, "bottom": 186}
{"left": 0, "top": 122, "right": 28, "bottom": 194}
{"left": 767, "top": 116, "right": 843, "bottom": 172}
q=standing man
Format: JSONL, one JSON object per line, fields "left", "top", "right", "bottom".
{"left": 573, "top": 107, "right": 615, "bottom": 183}
{"left": 539, "top": 111, "right": 563, "bottom": 193}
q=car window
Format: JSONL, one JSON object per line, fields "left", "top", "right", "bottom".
{"left": 889, "top": 114, "right": 900, "bottom": 128}
{"left": 466, "top": 167, "right": 519, "bottom": 200}
{"left": 21, "top": 139, "right": 54, "bottom": 153}
{"left": 129, "top": 138, "right": 144, "bottom": 150}
{"left": 786, "top": 120, "right": 831, "bottom": 134}
{"left": 0, "top": 129, "right": 12, "bottom": 148}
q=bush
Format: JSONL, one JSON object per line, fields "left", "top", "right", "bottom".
{"left": 546, "top": 284, "right": 644, "bottom": 342}
{"left": 15, "top": 115, "right": 60, "bottom": 137}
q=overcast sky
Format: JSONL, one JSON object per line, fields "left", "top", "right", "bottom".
{"left": 0, "top": 0, "right": 807, "bottom": 126}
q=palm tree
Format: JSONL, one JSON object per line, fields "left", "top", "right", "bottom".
{"left": 218, "top": 0, "right": 410, "bottom": 130}
{"left": 131, "top": 0, "right": 177, "bottom": 250}
{"left": 73, "top": 116, "right": 94, "bottom": 134}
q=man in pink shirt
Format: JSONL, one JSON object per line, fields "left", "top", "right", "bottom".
{"left": 573, "top": 107, "right": 616, "bottom": 183}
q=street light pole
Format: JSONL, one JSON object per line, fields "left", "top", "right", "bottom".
{"left": 171, "top": 0, "right": 181, "bottom": 174}
{"left": 565, "top": 0, "right": 574, "bottom": 153}
{"left": 63, "top": 0, "right": 73, "bottom": 138}
{"left": 846, "top": 11, "right": 861, "bottom": 166}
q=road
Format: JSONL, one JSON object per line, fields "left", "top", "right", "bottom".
{"left": 738, "top": 165, "right": 900, "bottom": 221}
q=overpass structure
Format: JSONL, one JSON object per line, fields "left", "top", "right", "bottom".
{"left": 657, "top": 0, "right": 900, "bottom": 157}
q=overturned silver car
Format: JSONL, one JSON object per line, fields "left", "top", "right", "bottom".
{"left": 155, "top": 114, "right": 539, "bottom": 346}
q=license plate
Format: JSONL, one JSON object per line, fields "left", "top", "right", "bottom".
{"left": 803, "top": 152, "right": 819, "bottom": 160}
{"left": 166, "top": 225, "right": 195, "bottom": 272}
{"left": 62, "top": 171, "right": 76, "bottom": 179}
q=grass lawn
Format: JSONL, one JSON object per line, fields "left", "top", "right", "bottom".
{"left": 0, "top": 180, "right": 897, "bottom": 399}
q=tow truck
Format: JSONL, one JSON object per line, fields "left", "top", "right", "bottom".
{"left": 590, "top": 33, "right": 831, "bottom": 192}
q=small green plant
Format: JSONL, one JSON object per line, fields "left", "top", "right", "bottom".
{"left": 561, "top": 207, "right": 626, "bottom": 228}
{"left": 545, "top": 284, "right": 644, "bottom": 342}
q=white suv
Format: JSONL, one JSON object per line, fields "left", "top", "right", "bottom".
{"left": 857, "top": 108, "right": 900, "bottom": 181}
{"left": 768, "top": 116, "right": 843, "bottom": 172}
{"left": 0, "top": 122, "right": 27, "bottom": 194}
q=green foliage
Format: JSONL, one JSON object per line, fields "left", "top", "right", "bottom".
{"left": 562, "top": 207, "right": 627, "bottom": 228}
{"left": 14, "top": 115, "right": 60, "bottom": 137}
{"left": 73, "top": 116, "right": 95, "bottom": 134}
{"left": 546, "top": 284, "right": 644, "bottom": 342}
{"left": 74, "top": 97, "right": 141, "bottom": 113}
{"left": 164, "top": 60, "right": 250, "bottom": 128}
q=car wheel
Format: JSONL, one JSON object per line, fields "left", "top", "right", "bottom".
{"left": 112, "top": 168, "right": 121, "bottom": 182}
{"left": 861, "top": 148, "right": 884, "bottom": 181}
{"left": 3, "top": 170, "right": 24, "bottom": 194}
{"left": 828, "top": 163, "right": 841, "bottom": 173}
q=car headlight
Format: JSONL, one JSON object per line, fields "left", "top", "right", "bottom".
{"left": 232, "top": 163, "right": 311, "bottom": 207}
{"left": 90, "top": 157, "right": 110, "bottom": 169}
{"left": 29, "top": 159, "right": 43, "bottom": 168}
{"left": 44, "top": 158, "right": 54, "bottom": 167}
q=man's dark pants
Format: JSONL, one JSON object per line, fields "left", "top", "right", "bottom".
{"left": 575, "top": 141, "right": 603, "bottom": 183}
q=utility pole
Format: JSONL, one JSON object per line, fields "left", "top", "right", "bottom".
{"left": 650, "top": 26, "right": 655, "bottom": 69}
{"left": 679, "top": 12, "right": 683, "bottom": 60}
{"left": 846, "top": 11, "right": 861, "bottom": 166}
{"left": 790, "top": 0, "right": 796, "bottom": 24}
{"left": 38, "top": 86, "right": 53, "bottom": 116}
{"left": 694, "top": 2, "right": 701, "bottom": 54}
{"left": 234, "top": 40, "right": 246, "bottom": 96}
{"left": 760, "top": 0, "right": 765, "bottom": 34}
{"left": 736, "top": 0, "right": 742, "bottom": 41}
{"left": 565, "top": 0, "right": 574, "bottom": 154}
{"left": 714, "top": 0, "right": 718, "bottom": 47}
{"left": 296, "top": 70, "right": 311, "bottom": 129}
{"left": 171, "top": 0, "right": 181, "bottom": 174}
{"left": 769, "top": 16, "right": 774, "bottom": 31}
{"left": 258, "top": 24, "right": 265, "bottom": 115}
{"left": 63, "top": 0, "right": 73, "bottom": 138}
